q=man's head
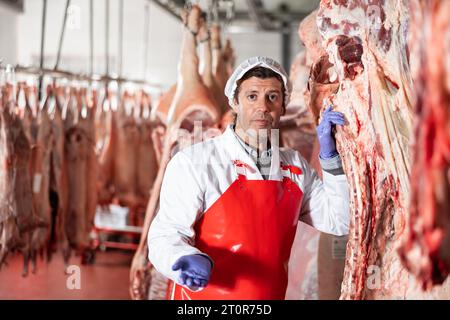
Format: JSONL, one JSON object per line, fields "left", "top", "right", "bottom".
{"left": 231, "top": 67, "right": 285, "bottom": 135}
{"left": 224, "top": 57, "right": 290, "bottom": 144}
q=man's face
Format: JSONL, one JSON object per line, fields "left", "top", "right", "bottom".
{"left": 232, "top": 76, "right": 284, "bottom": 140}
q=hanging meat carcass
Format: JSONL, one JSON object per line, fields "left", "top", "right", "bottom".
{"left": 282, "top": 13, "right": 322, "bottom": 300}
{"left": 16, "top": 83, "right": 38, "bottom": 145}
{"left": 283, "top": 9, "right": 349, "bottom": 300}
{"left": 280, "top": 51, "right": 317, "bottom": 161}
{"left": 110, "top": 91, "right": 140, "bottom": 209}
{"left": 97, "top": 89, "right": 118, "bottom": 206}
{"left": 211, "top": 23, "right": 230, "bottom": 115}
{"left": 281, "top": 10, "right": 325, "bottom": 163}
{"left": 129, "top": 5, "right": 221, "bottom": 300}
{"left": 151, "top": 20, "right": 233, "bottom": 163}
{"left": 222, "top": 38, "right": 236, "bottom": 80}
{"left": 219, "top": 109, "right": 235, "bottom": 131}
{"left": 0, "top": 90, "right": 20, "bottom": 267}
{"left": 151, "top": 86, "right": 174, "bottom": 164}
{"left": 398, "top": 0, "right": 450, "bottom": 290}
{"left": 79, "top": 88, "right": 97, "bottom": 263}
{"left": 28, "top": 88, "right": 55, "bottom": 272}
{"left": 199, "top": 22, "right": 228, "bottom": 117}
{"left": 135, "top": 91, "right": 158, "bottom": 213}
{"left": 63, "top": 88, "right": 96, "bottom": 263}
{"left": 97, "top": 89, "right": 158, "bottom": 214}
{"left": 0, "top": 84, "right": 40, "bottom": 273}
{"left": 311, "top": 0, "right": 450, "bottom": 299}
{"left": 49, "top": 86, "right": 70, "bottom": 263}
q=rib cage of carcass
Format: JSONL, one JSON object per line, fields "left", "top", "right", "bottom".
{"left": 310, "top": 0, "right": 450, "bottom": 299}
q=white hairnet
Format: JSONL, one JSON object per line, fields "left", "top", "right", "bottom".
{"left": 224, "top": 56, "right": 291, "bottom": 107}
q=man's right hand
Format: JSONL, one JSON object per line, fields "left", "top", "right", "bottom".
{"left": 172, "top": 254, "right": 212, "bottom": 289}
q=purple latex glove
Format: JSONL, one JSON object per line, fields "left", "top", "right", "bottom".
{"left": 317, "top": 105, "right": 346, "bottom": 159}
{"left": 172, "top": 254, "right": 212, "bottom": 288}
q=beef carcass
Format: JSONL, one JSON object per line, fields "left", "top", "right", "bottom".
{"left": 129, "top": 5, "right": 221, "bottom": 300}
{"left": 398, "top": 0, "right": 450, "bottom": 290}
{"left": 63, "top": 88, "right": 92, "bottom": 262}
{"left": 313, "top": 0, "right": 450, "bottom": 299}
{"left": 0, "top": 85, "right": 39, "bottom": 273}
{"left": 280, "top": 51, "right": 317, "bottom": 161}
{"left": 282, "top": 14, "right": 330, "bottom": 300}
{"left": 299, "top": 10, "right": 327, "bottom": 66}
{"left": 130, "top": 135, "right": 175, "bottom": 300}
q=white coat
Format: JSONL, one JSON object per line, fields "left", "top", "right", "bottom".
{"left": 148, "top": 125, "right": 350, "bottom": 283}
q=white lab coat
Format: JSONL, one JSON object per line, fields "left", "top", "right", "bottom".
{"left": 148, "top": 125, "right": 350, "bottom": 284}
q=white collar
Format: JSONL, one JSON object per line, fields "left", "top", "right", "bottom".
{"left": 229, "top": 124, "right": 272, "bottom": 159}
{"left": 221, "top": 125, "right": 283, "bottom": 181}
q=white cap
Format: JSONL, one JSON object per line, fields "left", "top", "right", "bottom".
{"left": 224, "top": 56, "right": 291, "bottom": 107}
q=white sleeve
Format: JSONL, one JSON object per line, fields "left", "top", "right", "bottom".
{"left": 147, "top": 150, "right": 211, "bottom": 284}
{"left": 298, "top": 153, "right": 350, "bottom": 236}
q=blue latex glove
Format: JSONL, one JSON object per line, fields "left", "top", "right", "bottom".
{"left": 317, "top": 105, "right": 346, "bottom": 159}
{"left": 172, "top": 254, "right": 212, "bottom": 288}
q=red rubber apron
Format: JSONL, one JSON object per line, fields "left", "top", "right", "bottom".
{"left": 169, "top": 160, "right": 303, "bottom": 300}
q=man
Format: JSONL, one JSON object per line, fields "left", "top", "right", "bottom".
{"left": 148, "top": 56, "right": 350, "bottom": 300}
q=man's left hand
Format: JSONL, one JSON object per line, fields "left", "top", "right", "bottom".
{"left": 317, "top": 105, "right": 346, "bottom": 159}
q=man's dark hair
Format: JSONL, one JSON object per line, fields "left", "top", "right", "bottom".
{"left": 233, "top": 66, "right": 285, "bottom": 106}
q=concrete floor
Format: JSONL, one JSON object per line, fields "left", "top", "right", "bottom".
{"left": 0, "top": 250, "right": 133, "bottom": 300}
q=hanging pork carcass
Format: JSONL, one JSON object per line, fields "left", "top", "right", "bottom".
{"left": 199, "top": 21, "right": 228, "bottom": 117}
{"left": 49, "top": 86, "right": 70, "bottom": 263}
{"left": 135, "top": 91, "right": 158, "bottom": 214}
{"left": 0, "top": 84, "right": 41, "bottom": 274}
{"left": 129, "top": 4, "right": 222, "bottom": 300}
{"left": 28, "top": 88, "right": 55, "bottom": 272}
{"left": 97, "top": 89, "right": 118, "bottom": 206}
{"left": 63, "top": 88, "right": 97, "bottom": 264}
{"left": 211, "top": 24, "right": 229, "bottom": 101}
{"left": 222, "top": 38, "right": 236, "bottom": 80}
